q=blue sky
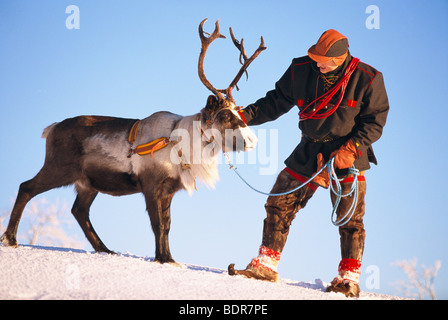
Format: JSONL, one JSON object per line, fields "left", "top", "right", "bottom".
{"left": 1, "top": 0, "right": 447, "bottom": 299}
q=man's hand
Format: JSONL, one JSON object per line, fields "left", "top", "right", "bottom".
{"left": 312, "top": 139, "right": 359, "bottom": 188}
{"left": 330, "top": 139, "right": 359, "bottom": 170}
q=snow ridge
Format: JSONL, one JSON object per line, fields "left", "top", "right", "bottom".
{"left": 0, "top": 245, "right": 405, "bottom": 300}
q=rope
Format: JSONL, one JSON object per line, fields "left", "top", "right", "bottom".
{"left": 223, "top": 153, "right": 359, "bottom": 227}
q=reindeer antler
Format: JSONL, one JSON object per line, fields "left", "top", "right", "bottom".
{"left": 198, "top": 19, "right": 266, "bottom": 104}
{"left": 228, "top": 27, "right": 266, "bottom": 99}
{"left": 198, "top": 19, "right": 226, "bottom": 101}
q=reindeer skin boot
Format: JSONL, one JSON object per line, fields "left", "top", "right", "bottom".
{"left": 228, "top": 246, "right": 280, "bottom": 282}
{"left": 326, "top": 177, "right": 366, "bottom": 298}
{"left": 229, "top": 169, "right": 316, "bottom": 282}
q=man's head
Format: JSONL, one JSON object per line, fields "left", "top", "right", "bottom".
{"left": 308, "top": 29, "right": 349, "bottom": 74}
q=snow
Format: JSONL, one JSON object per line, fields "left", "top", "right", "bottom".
{"left": 0, "top": 245, "right": 406, "bottom": 300}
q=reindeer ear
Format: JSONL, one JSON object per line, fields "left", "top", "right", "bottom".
{"left": 205, "top": 95, "right": 219, "bottom": 110}
{"left": 204, "top": 95, "right": 225, "bottom": 115}
{"left": 201, "top": 95, "right": 217, "bottom": 122}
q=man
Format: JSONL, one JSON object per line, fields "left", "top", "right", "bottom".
{"left": 229, "top": 29, "right": 389, "bottom": 298}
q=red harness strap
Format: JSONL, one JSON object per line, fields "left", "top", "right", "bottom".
{"left": 299, "top": 57, "right": 360, "bottom": 121}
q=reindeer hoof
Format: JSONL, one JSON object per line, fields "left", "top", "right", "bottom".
{"left": 95, "top": 248, "right": 116, "bottom": 255}
{"left": 154, "top": 256, "right": 176, "bottom": 264}
{"left": 0, "top": 233, "right": 18, "bottom": 247}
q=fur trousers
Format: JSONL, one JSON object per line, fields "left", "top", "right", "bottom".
{"left": 261, "top": 169, "right": 366, "bottom": 261}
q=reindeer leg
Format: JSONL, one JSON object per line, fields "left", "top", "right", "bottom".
{"left": 160, "top": 193, "right": 176, "bottom": 263}
{"left": 1, "top": 165, "right": 75, "bottom": 247}
{"left": 1, "top": 180, "right": 35, "bottom": 247}
{"left": 144, "top": 192, "right": 175, "bottom": 264}
{"left": 71, "top": 187, "right": 114, "bottom": 254}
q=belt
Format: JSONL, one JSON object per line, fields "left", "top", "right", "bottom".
{"left": 303, "top": 135, "right": 340, "bottom": 143}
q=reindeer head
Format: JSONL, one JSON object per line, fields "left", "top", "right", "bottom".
{"left": 198, "top": 19, "right": 265, "bottom": 153}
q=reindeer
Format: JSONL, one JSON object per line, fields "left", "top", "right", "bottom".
{"left": 1, "top": 19, "right": 265, "bottom": 264}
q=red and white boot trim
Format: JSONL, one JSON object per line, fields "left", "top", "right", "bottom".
{"left": 249, "top": 246, "right": 281, "bottom": 273}
{"left": 333, "top": 258, "right": 362, "bottom": 284}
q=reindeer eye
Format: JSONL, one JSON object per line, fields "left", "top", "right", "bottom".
{"left": 220, "top": 111, "right": 232, "bottom": 122}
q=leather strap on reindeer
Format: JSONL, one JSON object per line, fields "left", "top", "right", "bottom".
{"left": 127, "top": 120, "right": 170, "bottom": 158}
